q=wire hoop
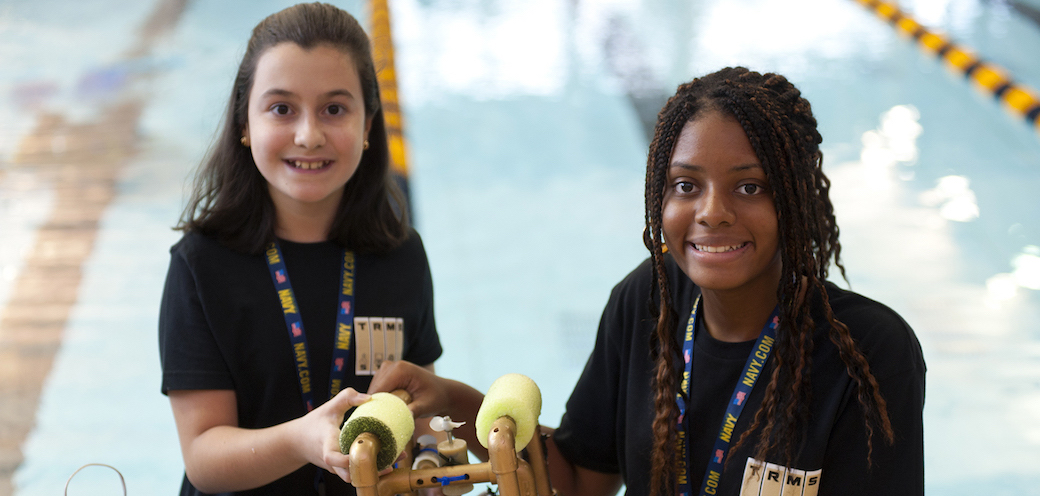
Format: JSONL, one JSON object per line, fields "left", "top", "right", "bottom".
{"left": 64, "top": 463, "right": 127, "bottom": 496}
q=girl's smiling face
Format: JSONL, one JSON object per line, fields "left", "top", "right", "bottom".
{"left": 662, "top": 110, "right": 782, "bottom": 295}
{"left": 244, "top": 42, "right": 371, "bottom": 215}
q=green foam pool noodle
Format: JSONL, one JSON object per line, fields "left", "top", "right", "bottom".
{"left": 339, "top": 392, "right": 415, "bottom": 470}
{"left": 475, "top": 373, "right": 542, "bottom": 451}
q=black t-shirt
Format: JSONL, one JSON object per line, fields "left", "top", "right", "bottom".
{"left": 159, "top": 230, "right": 442, "bottom": 495}
{"left": 553, "top": 255, "right": 925, "bottom": 496}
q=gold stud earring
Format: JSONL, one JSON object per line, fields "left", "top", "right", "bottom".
{"left": 240, "top": 135, "right": 250, "bottom": 147}
{"left": 363, "top": 139, "right": 369, "bottom": 150}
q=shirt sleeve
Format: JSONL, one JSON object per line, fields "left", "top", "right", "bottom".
{"left": 819, "top": 350, "right": 926, "bottom": 494}
{"left": 158, "top": 244, "right": 235, "bottom": 394}
{"left": 552, "top": 285, "right": 625, "bottom": 474}
{"left": 401, "top": 232, "right": 442, "bottom": 367}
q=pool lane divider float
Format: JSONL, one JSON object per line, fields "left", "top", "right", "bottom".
{"left": 368, "top": 0, "right": 414, "bottom": 208}
{"left": 853, "top": 0, "right": 1040, "bottom": 138}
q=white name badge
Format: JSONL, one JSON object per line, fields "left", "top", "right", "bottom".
{"left": 354, "top": 316, "right": 405, "bottom": 376}
{"left": 354, "top": 318, "right": 372, "bottom": 375}
{"left": 371, "top": 318, "right": 386, "bottom": 370}
{"left": 740, "top": 458, "right": 821, "bottom": 496}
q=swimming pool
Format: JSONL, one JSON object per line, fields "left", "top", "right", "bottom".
{"left": 2, "top": 0, "right": 1038, "bottom": 494}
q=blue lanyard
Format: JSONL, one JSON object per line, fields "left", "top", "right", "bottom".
{"left": 264, "top": 241, "right": 356, "bottom": 412}
{"left": 675, "top": 296, "right": 779, "bottom": 496}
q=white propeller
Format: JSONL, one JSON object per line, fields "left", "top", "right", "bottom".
{"left": 429, "top": 416, "right": 465, "bottom": 433}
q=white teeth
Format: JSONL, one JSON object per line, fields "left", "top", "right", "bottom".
{"left": 291, "top": 160, "right": 328, "bottom": 170}
{"left": 695, "top": 243, "right": 745, "bottom": 253}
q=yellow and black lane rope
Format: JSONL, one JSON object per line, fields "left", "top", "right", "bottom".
{"left": 368, "top": 0, "right": 412, "bottom": 199}
{"left": 853, "top": 0, "right": 1040, "bottom": 137}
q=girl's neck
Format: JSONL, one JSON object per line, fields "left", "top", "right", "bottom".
{"left": 275, "top": 215, "right": 331, "bottom": 243}
{"left": 699, "top": 272, "right": 782, "bottom": 343}
{"left": 271, "top": 191, "right": 341, "bottom": 244}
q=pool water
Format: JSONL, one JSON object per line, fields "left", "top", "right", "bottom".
{"left": 1, "top": 0, "right": 1038, "bottom": 494}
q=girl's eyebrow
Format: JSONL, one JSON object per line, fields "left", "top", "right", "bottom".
{"left": 259, "top": 88, "right": 295, "bottom": 99}
{"left": 668, "top": 163, "right": 763, "bottom": 172}
{"left": 258, "top": 88, "right": 358, "bottom": 100}
{"left": 323, "top": 89, "right": 358, "bottom": 100}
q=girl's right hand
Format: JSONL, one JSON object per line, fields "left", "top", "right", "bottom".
{"left": 368, "top": 361, "right": 487, "bottom": 462}
{"left": 368, "top": 360, "right": 452, "bottom": 418}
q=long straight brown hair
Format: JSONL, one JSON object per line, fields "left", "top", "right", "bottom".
{"left": 643, "top": 67, "right": 894, "bottom": 496}
{"left": 178, "top": 2, "right": 408, "bottom": 255}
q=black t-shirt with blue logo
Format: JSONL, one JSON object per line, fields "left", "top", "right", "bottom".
{"left": 553, "top": 255, "right": 925, "bottom": 496}
{"left": 159, "top": 229, "right": 442, "bottom": 495}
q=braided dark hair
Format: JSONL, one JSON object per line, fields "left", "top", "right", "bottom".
{"left": 644, "top": 67, "right": 894, "bottom": 496}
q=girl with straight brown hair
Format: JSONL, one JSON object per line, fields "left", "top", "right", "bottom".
{"left": 160, "top": 4, "right": 442, "bottom": 494}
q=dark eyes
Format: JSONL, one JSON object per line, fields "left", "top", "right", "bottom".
{"left": 675, "top": 181, "right": 695, "bottom": 194}
{"left": 671, "top": 182, "right": 766, "bottom": 195}
{"left": 738, "top": 183, "right": 762, "bottom": 195}
{"left": 268, "top": 104, "right": 348, "bottom": 116}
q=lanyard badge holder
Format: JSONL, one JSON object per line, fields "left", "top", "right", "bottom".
{"left": 676, "top": 296, "right": 779, "bottom": 496}
{"left": 266, "top": 241, "right": 356, "bottom": 494}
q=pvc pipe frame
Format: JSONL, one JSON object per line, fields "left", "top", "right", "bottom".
{"left": 348, "top": 416, "right": 555, "bottom": 496}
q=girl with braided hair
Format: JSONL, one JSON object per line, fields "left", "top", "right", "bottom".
{"left": 365, "top": 67, "right": 924, "bottom": 496}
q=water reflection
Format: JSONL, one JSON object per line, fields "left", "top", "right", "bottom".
{"left": 829, "top": 103, "right": 1040, "bottom": 489}
{"left": 989, "top": 245, "right": 1040, "bottom": 304}
{"left": 859, "top": 105, "right": 923, "bottom": 191}
{"left": 692, "top": 0, "right": 892, "bottom": 78}
{"left": 0, "top": 171, "right": 53, "bottom": 305}
{"left": 393, "top": 0, "right": 568, "bottom": 102}
{"left": 1012, "top": 247, "right": 1040, "bottom": 289}
{"left": 920, "top": 176, "right": 980, "bottom": 222}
